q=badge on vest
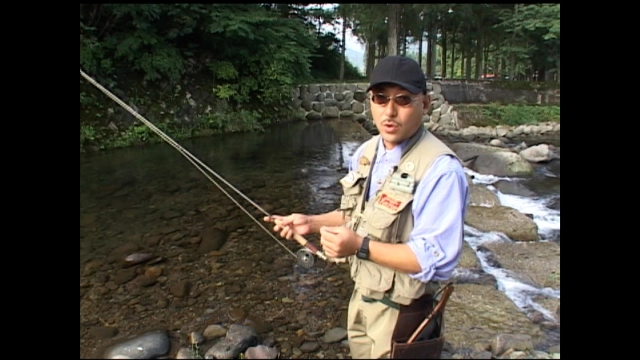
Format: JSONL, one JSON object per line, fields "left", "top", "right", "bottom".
{"left": 389, "top": 172, "right": 415, "bottom": 194}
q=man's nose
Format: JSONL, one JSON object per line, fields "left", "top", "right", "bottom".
{"left": 383, "top": 100, "right": 398, "bottom": 117}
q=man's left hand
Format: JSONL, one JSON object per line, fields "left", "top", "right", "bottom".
{"left": 319, "top": 226, "right": 362, "bottom": 258}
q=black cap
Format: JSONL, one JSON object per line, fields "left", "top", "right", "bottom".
{"left": 366, "top": 56, "right": 427, "bottom": 95}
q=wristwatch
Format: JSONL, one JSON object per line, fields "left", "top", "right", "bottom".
{"left": 356, "top": 236, "right": 371, "bottom": 260}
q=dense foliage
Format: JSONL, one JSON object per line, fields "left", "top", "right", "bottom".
{"left": 338, "top": 4, "right": 559, "bottom": 81}
{"left": 80, "top": 4, "right": 559, "bottom": 152}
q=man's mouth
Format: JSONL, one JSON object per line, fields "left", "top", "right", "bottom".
{"left": 382, "top": 122, "right": 398, "bottom": 131}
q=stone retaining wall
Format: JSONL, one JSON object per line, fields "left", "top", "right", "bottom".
{"left": 291, "top": 80, "right": 560, "bottom": 122}
{"left": 292, "top": 83, "right": 370, "bottom": 122}
{"left": 424, "top": 121, "right": 560, "bottom": 141}
{"left": 436, "top": 80, "right": 560, "bottom": 105}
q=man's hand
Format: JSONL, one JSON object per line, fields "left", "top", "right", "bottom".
{"left": 263, "top": 213, "right": 311, "bottom": 240}
{"left": 319, "top": 226, "right": 362, "bottom": 258}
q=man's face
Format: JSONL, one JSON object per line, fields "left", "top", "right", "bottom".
{"left": 369, "top": 85, "right": 430, "bottom": 150}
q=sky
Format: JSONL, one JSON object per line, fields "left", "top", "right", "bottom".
{"left": 314, "top": 3, "right": 367, "bottom": 72}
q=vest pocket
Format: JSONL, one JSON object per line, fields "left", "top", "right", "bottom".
{"left": 365, "top": 191, "right": 413, "bottom": 230}
{"left": 388, "top": 273, "right": 428, "bottom": 305}
{"left": 356, "top": 259, "right": 394, "bottom": 295}
{"left": 339, "top": 171, "right": 365, "bottom": 195}
{"left": 339, "top": 171, "right": 366, "bottom": 212}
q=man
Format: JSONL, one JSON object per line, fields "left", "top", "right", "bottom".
{"left": 264, "top": 55, "right": 469, "bottom": 359}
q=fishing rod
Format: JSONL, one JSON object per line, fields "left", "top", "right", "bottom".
{"left": 80, "top": 68, "right": 341, "bottom": 268}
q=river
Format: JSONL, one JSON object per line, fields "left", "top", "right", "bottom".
{"left": 80, "top": 119, "right": 560, "bottom": 358}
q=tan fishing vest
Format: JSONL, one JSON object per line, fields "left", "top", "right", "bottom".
{"left": 338, "top": 129, "right": 460, "bottom": 305}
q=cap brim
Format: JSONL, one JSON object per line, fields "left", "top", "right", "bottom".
{"left": 366, "top": 81, "right": 422, "bottom": 95}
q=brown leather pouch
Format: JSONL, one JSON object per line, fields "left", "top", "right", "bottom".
{"left": 391, "top": 310, "right": 445, "bottom": 359}
{"left": 391, "top": 336, "right": 445, "bottom": 359}
{"left": 390, "top": 284, "right": 453, "bottom": 359}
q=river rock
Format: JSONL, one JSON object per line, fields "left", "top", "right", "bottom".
{"left": 449, "top": 142, "right": 511, "bottom": 162}
{"left": 489, "top": 334, "right": 534, "bottom": 357}
{"left": 89, "top": 326, "right": 118, "bottom": 340}
{"left": 464, "top": 205, "right": 539, "bottom": 242}
{"left": 320, "top": 327, "right": 347, "bottom": 343}
{"left": 204, "top": 324, "right": 259, "bottom": 359}
{"left": 244, "top": 345, "right": 279, "bottom": 359}
{"left": 519, "top": 144, "right": 558, "bottom": 163}
{"left": 482, "top": 241, "right": 560, "bottom": 289}
{"left": 123, "top": 253, "right": 154, "bottom": 267}
{"left": 473, "top": 152, "right": 534, "bottom": 177}
{"left": 203, "top": 324, "right": 228, "bottom": 340}
{"left": 469, "top": 184, "right": 500, "bottom": 207}
{"left": 197, "top": 227, "right": 227, "bottom": 253}
{"left": 176, "top": 347, "right": 199, "bottom": 359}
{"left": 102, "top": 330, "right": 170, "bottom": 359}
{"left": 492, "top": 180, "right": 536, "bottom": 197}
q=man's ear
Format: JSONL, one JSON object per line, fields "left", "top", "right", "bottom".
{"left": 423, "top": 94, "right": 431, "bottom": 114}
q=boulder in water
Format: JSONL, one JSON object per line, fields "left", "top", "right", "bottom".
{"left": 102, "top": 330, "right": 170, "bottom": 359}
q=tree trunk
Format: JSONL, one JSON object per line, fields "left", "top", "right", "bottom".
{"left": 387, "top": 4, "right": 400, "bottom": 56}
{"left": 475, "top": 37, "right": 482, "bottom": 79}
{"left": 483, "top": 44, "right": 489, "bottom": 78}
{"left": 340, "top": 18, "right": 346, "bottom": 80}
{"left": 450, "top": 31, "right": 456, "bottom": 78}
{"left": 510, "top": 52, "right": 516, "bottom": 80}
{"left": 402, "top": 31, "right": 407, "bottom": 56}
{"left": 442, "top": 27, "right": 448, "bottom": 79}
{"left": 429, "top": 21, "right": 437, "bottom": 78}
{"left": 418, "top": 26, "right": 424, "bottom": 69}
{"left": 426, "top": 35, "right": 432, "bottom": 77}
{"left": 465, "top": 39, "right": 472, "bottom": 80}
{"left": 366, "top": 36, "right": 376, "bottom": 77}
{"left": 460, "top": 42, "right": 465, "bottom": 79}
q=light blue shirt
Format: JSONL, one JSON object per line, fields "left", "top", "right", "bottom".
{"left": 349, "top": 135, "right": 469, "bottom": 282}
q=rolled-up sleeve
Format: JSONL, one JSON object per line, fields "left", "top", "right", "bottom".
{"left": 406, "top": 155, "right": 469, "bottom": 282}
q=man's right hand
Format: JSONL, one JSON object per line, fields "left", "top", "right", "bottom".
{"left": 263, "top": 213, "right": 312, "bottom": 240}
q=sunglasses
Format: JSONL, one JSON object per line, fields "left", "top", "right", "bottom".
{"left": 370, "top": 93, "right": 421, "bottom": 106}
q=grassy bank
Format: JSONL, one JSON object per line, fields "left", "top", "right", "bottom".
{"left": 81, "top": 102, "right": 559, "bottom": 153}
{"left": 453, "top": 103, "right": 560, "bottom": 128}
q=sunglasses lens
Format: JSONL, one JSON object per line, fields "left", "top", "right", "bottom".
{"left": 395, "top": 96, "right": 412, "bottom": 106}
{"left": 371, "top": 94, "right": 414, "bottom": 106}
{"left": 371, "top": 94, "right": 388, "bottom": 105}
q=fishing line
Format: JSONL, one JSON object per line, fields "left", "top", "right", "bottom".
{"left": 80, "top": 69, "right": 298, "bottom": 258}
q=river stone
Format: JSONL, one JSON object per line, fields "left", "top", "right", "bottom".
{"left": 489, "top": 334, "right": 534, "bottom": 357}
{"left": 519, "top": 144, "right": 558, "bottom": 163}
{"left": 482, "top": 241, "right": 560, "bottom": 289}
{"left": 306, "top": 111, "right": 323, "bottom": 121}
{"left": 204, "top": 324, "right": 259, "bottom": 359}
{"left": 169, "top": 280, "right": 190, "bottom": 297}
{"left": 112, "top": 268, "right": 137, "bottom": 285}
{"left": 244, "top": 345, "right": 279, "bottom": 359}
{"left": 464, "top": 205, "right": 539, "bottom": 242}
{"left": 492, "top": 180, "right": 536, "bottom": 197}
{"left": 102, "top": 330, "right": 170, "bottom": 359}
{"left": 456, "top": 242, "right": 482, "bottom": 270}
{"left": 89, "top": 326, "right": 118, "bottom": 340}
{"left": 469, "top": 184, "right": 500, "bottom": 207}
{"left": 320, "top": 327, "right": 347, "bottom": 343}
{"left": 176, "top": 347, "right": 198, "bottom": 359}
{"left": 449, "top": 142, "right": 511, "bottom": 162}
{"left": 203, "top": 324, "right": 227, "bottom": 340}
{"left": 243, "top": 315, "right": 273, "bottom": 333}
{"left": 197, "top": 228, "right": 227, "bottom": 253}
{"left": 473, "top": 152, "right": 534, "bottom": 177}
{"left": 299, "top": 341, "right": 320, "bottom": 353}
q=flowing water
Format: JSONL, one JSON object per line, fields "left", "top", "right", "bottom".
{"left": 80, "top": 120, "right": 560, "bottom": 358}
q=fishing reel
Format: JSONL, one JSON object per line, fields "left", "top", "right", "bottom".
{"left": 296, "top": 248, "right": 315, "bottom": 268}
